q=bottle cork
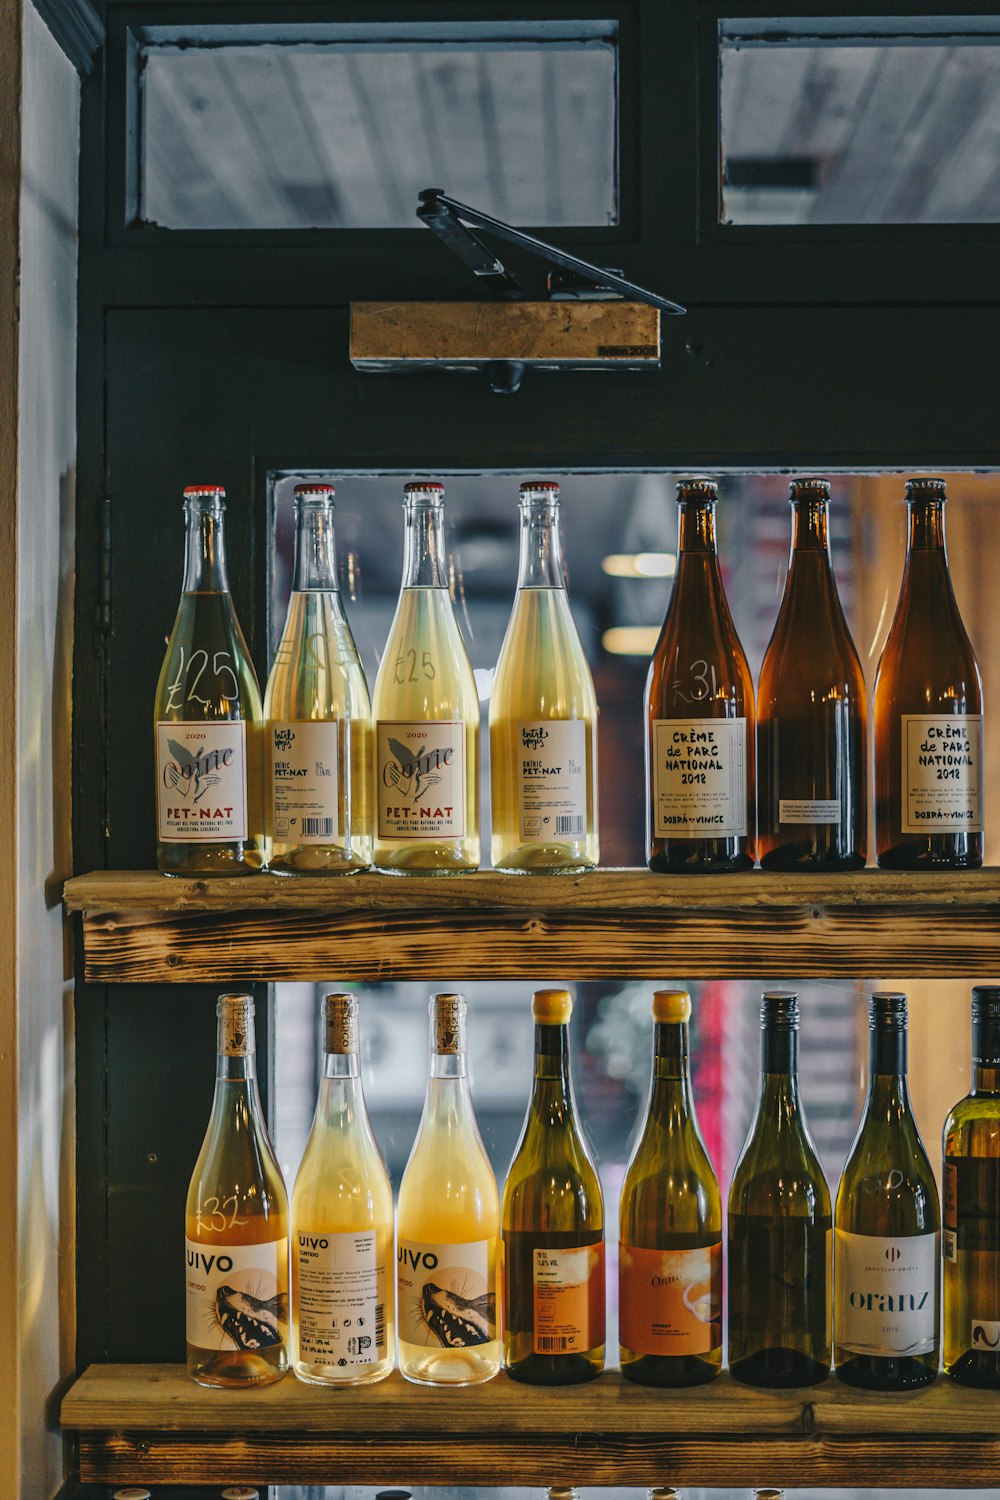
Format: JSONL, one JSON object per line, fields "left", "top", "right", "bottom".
{"left": 431, "top": 992, "right": 466, "bottom": 1053}
{"left": 532, "top": 988, "right": 573, "bottom": 1024}
{"left": 322, "top": 992, "right": 359, "bottom": 1054}
{"left": 652, "top": 989, "right": 691, "bottom": 1024}
{"left": 216, "top": 993, "right": 254, "bottom": 1056}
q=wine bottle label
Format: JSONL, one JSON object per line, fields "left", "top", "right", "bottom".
{"left": 943, "top": 1157, "right": 1000, "bottom": 1335}
{"left": 779, "top": 798, "right": 840, "bottom": 825}
{"left": 651, "top": 718, "right": 747, "bottom": 837}
{"left": 396, "top": 1237, "right": 496, "bottom": 1348}
{"left": 517, "top": 720, "right": 588, "bottom": 841}
{"left": 619, "top": 1242, "right": 722, "bottom": 1356}
{"left": 294, "top": 1229, "right": 386, "bottom": 1365}
{"left": 900, "top": 714, "right": 984, "bottom": 834}
{"left": 271, "top": 721, "right": 340, "bottom": 843}
{"left": 376, "top": 721, "right": 466, "bottom": 839}
{"left": 185, "top": 1236, "right": 288, "bottom": 1351}
{"left": 156, "top": 722, "right": 248, "bottom": 841}
{"left": 531, "top": 1243, "right": 606, "bottom": 1354}
{"left": 834, "top": 1228, "right": 938, "bottom": 1356}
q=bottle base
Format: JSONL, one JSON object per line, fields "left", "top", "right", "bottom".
{"left": 835, "top": 1353, "right": 937, "bottom": 1390}
{"left": 187, "top": 1352, "right": 287, "bottom": 1387}
{"left": 293, "top": 1360, "right": 393, "bottom": 1387}
{"left": 504, "top": 1353, "right": 604, "bottom": 1385}
{"left": 759, "top": 846, "right": 865, "bottom": 872}
{"left": 621, "top": 1353, "right": 720, "bottom": 1387}
{"left": 877, "top": 841, "right": 982, "bottom": 870}
{"left": 945, "top": 1351, "right": 1000, "bottom": 1388}
{"left": 268, "top": 858, "right": 370, "bottom": 876}
{"left": 647, "top": 851, "right": 753, "bottom": 874}
{"left": 729, "top": 1349, "right": 829, "bottom": 1388}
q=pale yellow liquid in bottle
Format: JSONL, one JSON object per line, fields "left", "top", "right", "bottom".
{"left": 371, "top": 586, "right": 480, "bottom": 872}
{"left": 490, "top": 588, "right": 598, "bottom": 873}
{"left": 265, "top": 592, "right": 372, "bottom": 872}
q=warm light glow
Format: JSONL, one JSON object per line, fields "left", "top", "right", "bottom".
{"left": 601, "top": 551, "right": 676, "bottom": 579}
{"left": 602, "top": 626, "right": 660, "bottom": 655}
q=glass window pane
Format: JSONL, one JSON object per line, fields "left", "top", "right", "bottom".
{"left": 139, "top": 24, "right": 618, "bottom": 229}
{"left": 720, "top": 16, "right": 1000, "bottom": 224}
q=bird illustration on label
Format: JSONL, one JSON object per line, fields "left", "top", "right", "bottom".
{"left": 384, "top": 735, "right": 451, "bottom": 806}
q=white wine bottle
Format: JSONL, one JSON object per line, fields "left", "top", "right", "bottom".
{"left": 264, "top": 484, "right": 372, "bottom": 873}
{"left": 185, "top": 993, "right": 288, "bottom": 1386}
{"left": 619, "top": 990, "right": 722, "bottom": 1386}
{"left": 371, "top": 482, "right": 480, "bottom": 872}
{"left": 490, "top": 481, "right": 598, "bottom": 873}
{"left": 154, "top": 485, "right": 264, "bottom": 874}
{"left": 943, "top": 986, "right": 1000, "bottom": 1387}
{"left": 397, "top": 993, "right": 500, "bottom": 1384}
{"left": 290, "top": 993, "right": 393, "bottom": 1385}
{"left": 834, "top": 992, "right": 940, "bottom": 1389}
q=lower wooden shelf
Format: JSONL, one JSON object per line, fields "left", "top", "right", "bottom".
{"left": 62, "top": 1363, "right": 1000, "bottom": 1487}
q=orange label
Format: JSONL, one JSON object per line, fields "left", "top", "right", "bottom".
{"left": 532, "top": 1243, "right": 605, "bottom": 1354}
{"left": 619, "top": 1242, "right": 722, "bottom": 1356}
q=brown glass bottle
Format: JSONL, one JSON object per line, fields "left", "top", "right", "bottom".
{"left": 874, "top": 478, "right": 983, "bottom": 868}
{"left": 644, "top": 479, "right": 755, "bottom": 872}
{"left": 758, "top": 479, "right": 866, "bottom": 870}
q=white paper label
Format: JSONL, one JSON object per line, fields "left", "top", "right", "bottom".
{"left": 156, "top": 721, "right": 248, "bottom": 841}
{"left": 652, "top": 718, "right": 747, "bottom": 837}
{"left": 396, "top": 1237, "right": 496, "bottom": 1348}
{"left": 973, "top": 1318, "right": 1000, "bottom": 1350}
{"left": 271, "top": 721, "right": 340, "bottom": 842}
{"left": 376, "top": 721, "right": 466, "bottom": 839}
{"left": 835, "top": 1229, "right": 938, "bottom": 1357}
{"left": 185, "top": 1237, "right": 288, "bottom": 1351}
{"left": 901, "top": 714, "right": 984, "bottom": 834}
{"left": 779, "top": 798, "right": 841, "bottom": 825}
{"left": 295, "top": 1229, "right": 385, "bottom": 1365}
{"left": 517, "top": 720, "right": 588, "bottom": 840}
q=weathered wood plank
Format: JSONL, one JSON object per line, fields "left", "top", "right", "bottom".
{"left": 62, "top": 868, "right": 1000, "bottom": 982}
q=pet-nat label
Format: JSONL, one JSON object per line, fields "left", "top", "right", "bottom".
{"left": 835, "top": 1229, "right": 938, "bottom": 1357}
{"left": 619, "top": 1242, "right": 722, "bottom": 1356}
{"left": 396, "top": 1238, "right": 496, "bottom": 1348}
{"left": 295, "top": 1229, "right": 385, "bottom": 1365}
{"left": 518, "top": 720, "right": 588, "bottom": 841}
{"left": 652, "top": 719, "right": 747, "bottom": 838}
{"left": 901, "top": 714, "right": 984, "bottom": 834}
{"left": 185, "top": 1237, "right": 288, "bottom": 1351}
{"left": 376, "top": 721, "right": 465, "bottom": 839}
{"left": 271, "top": 721, "right": 340, "bottom": 843}
{"left": 157, "top": 721, "right": 248, "bottom": 841}
{"left": 532, "top": 1243, "right": 606, "bottom": 1355}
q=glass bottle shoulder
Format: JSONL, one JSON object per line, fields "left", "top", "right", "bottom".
{"left": 836, "top": 1109, "right": 939, "bottom": 1229}
{"left": 646, "top": 559, "right": 752, "bottom": 715}
{"left": 622, "top": 1111, "right": 721, "bottom": 1222}
{"left": 729, "top": 1106, "right": 830, "bottom": 1217}
{"left": 372, "top": 586, "right": 478, "bottom": 721}
{"left": 493, "top": 587, "right": 596, "bottom": 719}
{"left": 266, "top": 592, "right": 371, "bottom": 720}
{"left": 944, "top": 1093, "right": 1000, "bottom": 1156}
{"left": 156, "top": 591, "right": 262, "bottom": 721}
{"left": 759, "top": 555, "right": 864, "bottom": 694}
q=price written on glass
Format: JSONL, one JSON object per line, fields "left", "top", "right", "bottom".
{"left": 165, "top": 645, "right": 240, "bottom": 712}
{"left": 194, "top": 1192, "right": 250, "bottom": 1236}
{"left": 672, "top": 652, "right": 721, "bottom": 706}
{"left": 394, "top": 649, "right": 436, "bottom": 684}
{"left": 272, "top": 631, "right": 350, "bottom": 673}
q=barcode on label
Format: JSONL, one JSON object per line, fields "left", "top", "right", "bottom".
{"left": 555, "top": 816, "right": 584, "bottom": 835}
{"left": 302, "top": 817, "right": 335, "bottom": 837}
{"left": 536, "top": 1335, "right": 571, "bottom": 1352}
{"left": 374, "top": 1302, "right": 385, "bottom": 1349}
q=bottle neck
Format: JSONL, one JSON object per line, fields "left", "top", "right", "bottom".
{"left": 756, "top": 1024, "right": 802, "bottom": 1119}
{"left": 789, "top": 497, "right": 832, "bottom": 557}
{"left": 183, "top": 502, "right": 230, "bottom": 593}
{"left": 292, "top": 501, "right": 339, "bottom": 592}
{"left": 972, "top": 1019, "right": 1000, "bottom": 1095}
{"left": 647, "top": 1020, "right": 694, "bottom": 1121}
{"left": 532, "top": 1022, "right": 575, "bottom": 1113}
{"left": 677, "top": 497, "right": 719, "bottom": 556}
{"left": 402, "top": 499, "right": 448, "bottom": 589}
{"left": 866, "top": 1025, "right": 911, "bottom": 1110}
{"left": 517, "top": 499, "right": 566, "bottom": 589}
{"left": 907, "top": 497, "right": 947, "bottom": 554}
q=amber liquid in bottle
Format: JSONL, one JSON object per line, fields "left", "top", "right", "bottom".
{"left": 645, "top": 479, "right": 755, "bottom": 871}
{"left": 875, "top": 478, "right": 983, "bottom": 869}
{"left": 758, "top": 479, "right": 866, "bottom": 870}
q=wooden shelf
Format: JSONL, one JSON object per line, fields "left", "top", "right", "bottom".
{"left": 65, "top": 867, "right": 1000, "bottom": 982}
{"left": 62, "top": 1363, "right": 1000, "bottom": 1487}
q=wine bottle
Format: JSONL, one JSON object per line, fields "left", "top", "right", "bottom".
{"left": 185, "top": 992, "right": 288, "bottom": 1386}
{"left": 943, "top": 986, "right": 1000, "bottom": 1387}
{"left": 644, "top": 478, "right": 755, "bottom": 872}
{"left": 619, "top": 990, "right": 722, "bottom": 1385}
{"left": 154, "top": 485, "right": 264, "bottom": 874}
{"left": 875, "top": 477, "right": 984, "bottom": 869}
{"left": 371, "top": 482, "right": 480, "bottom": 872}
{"left": 834, "top": 992, "right": 940, "bottom": 1389}
{"left": 264, "top": 484, "right": 372, "bottom": 873}
{"left": 490, "top": 481, "right": 599, "bottom": 874}
{"left": 502, "top": 989, "right": 605, "bottom": 1384}
{"left": 396, "top": 993, "right": 500, "bottom": 1385}
{"left": 728, "top": 992, "right": 831, "bottom": 1387}
{"left": 290, "top": 993, "right": 393, "bottom": 1386}
{"left": 758, "top": 478, "right": 867, "bottom": 870}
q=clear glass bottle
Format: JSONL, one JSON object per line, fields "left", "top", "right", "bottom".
{"left": 728, "top": 992, "right": 832, "bottom": 1387}
{"left": 371, "top": 483, "right": 480, "bottom": 872}
{"left": 185, "top": 993, "right": 288, "bottom": 1386}
{"left": 290, "top": 993, "right": 393, "bottom": 1385}
{"left": 264, "top": 484, "right": 372, "bottom": 873}
{"left": 644, "top": 478, "right": 755, "bottom": 872}
{"left": 490, "top": 481, "right": 599, "bottom": 873}
{"left": 835, "top": 992, "right": 940, "bottom": 1389}
{"left": 154, "top": 486, "right": 265, "bottom": 874}
{"left": 943, "top": 986, "right": 1000, "bottom": 1387}
{"left": 503, "top": 989, "right": 605, "bottom": 1384}
{"left": 396, "top": 993, "right": 500, "bottom": 1385}
{"left": 875, "top": 477, "right": 984, "bottom": 868}
{"left": 619, "top": 990, "right": 722, "bottom": 1386}
{"left": 757, "top": 478, "right": 867, "bottom": 870}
